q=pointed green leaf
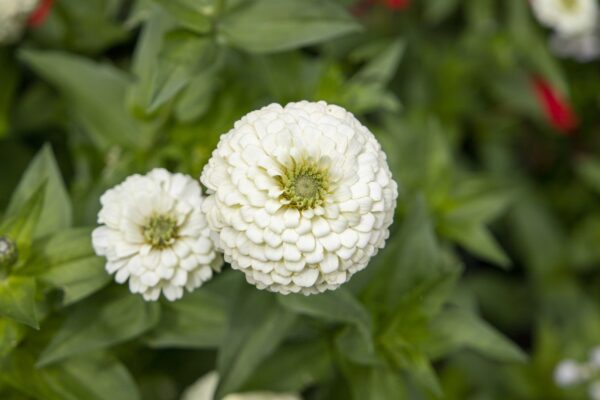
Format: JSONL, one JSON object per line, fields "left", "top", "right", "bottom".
{"left": 7, "top": 145, "right": 72, "bottom": 239}
{"left": 19, "top": 49, "right": 147, "bottom": 150}
{"left": 216, "top": 288, "right": 296, "bottom": 398}
{"left": 0, "top": 277, "right": 38, "bottom": 329}
{"left": 37, "top": 287, "right": 160, "bottom": 366}
{"left": 219, "top": 0, "right": 361, "bottom": 53}
{"left": 0, "top": 350, "right": 140, "bottom": 400}
{"left": 152, "top": 0, "right": 213, "bottom": 33}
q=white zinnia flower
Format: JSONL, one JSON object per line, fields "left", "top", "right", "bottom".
{"left": 589, "top": 346, "right": 600, "bottom": 368}
{"left": 554, "top": 359, "right": 583, "bottom": 387}
{"left": 530, "top": 0, "right": 598, "bottom": 36}
{"left": 201, "top": 101, "right": 398, "bottom": 295}
{"left": 0, "top": 0, "right": 39, "bottom": 44}
{"left": 92, "top": 168, "right": 222, "bottom": 301}
{"left": 590, "top": 381, "right": 600, "bottom": 400}
{"left": 180, "top": 371, "right": 301, "bottom": 400}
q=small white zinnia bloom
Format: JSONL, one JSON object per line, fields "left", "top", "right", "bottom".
{"left": 0, "top": 0, "right": 39, "bottom": 44}
{"left": 554, "top": 359, "right": 583, "bottom": 387}
{"left": 530, "top": 0, "right": 598, "bottom": 36}
{"left": 181, "top": 371, "right": 301, "bottom": 400}
{"left": 92, "top": 168, "right": 222, "bottom": 301}
{"left": 201, "top": 101, "right": 398, "bottom": 295}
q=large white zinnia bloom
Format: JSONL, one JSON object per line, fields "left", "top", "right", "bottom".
{"left": 531, "top": 0, "right": 598, "bottom": 36}
{"left": 201, "top": 101, "right": 398, "bottom": 295}
{"left": 92, "top": 168, "right": 222, "bottom": 301}
{"left": 181, "top": 371, "right": 301, "bottom": 400}
{"left": 0, "top": 0, "right": 39, "bottom": 43}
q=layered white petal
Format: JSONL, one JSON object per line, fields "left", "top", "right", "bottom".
{"left": 0, "top": 0, "right": 39, "bottom": 43}
{"left": 92, "top": 168, "right": 222, "bottom": 301}
{"left": 201, "top": 101, "right": 398, "bottom": 295}
{"left": 531, "top": 0, "right": 598, "bottom": 36}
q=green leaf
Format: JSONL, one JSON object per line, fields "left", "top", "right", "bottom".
{"left": 146, "top": 289, "right": 228, "bottom": 349}
{"left": 152, "top": 0, "right": 214, "bottom": 33}
{"left": 19, "top": 49, "right": 148, "bottom": 150}
{"left": 219, "top": 0, "right": 361, "bottom": 53}
{"left": 278, "top": 288, "right": 374, "bottom": 357}
{"left": 0, "top": 350, "right": 140, "bottom": 400}
{"left": 37, "top": 287, "right": 160, "bottom": 366}
{"left": 216, "top": 288, "right": 296, "bottom": 398}
{"left": 429, "top": 307, "right": 527, "bottom": 363}
{"left": 27, "top": 228, "right": 110, "bottom": 305}
{"left": 0, "top": 277, "right": 38, "bottom": 329}
{"left": 340, "top": 362, "right": 408, "bottom": 400}
{"left": 0, "top": 184, "right": 46, "bottom": 263}
{"left": 243, "top": 340, "right": 332, "bottom": 393}
{"left": 6, "top": 145, "right": 72, "bottom": 239}
{"left": 442, "top": 223, "right": 510, "bottom": 268}
{"left": 0, "top": 319, "right": 26, "bottom": 358}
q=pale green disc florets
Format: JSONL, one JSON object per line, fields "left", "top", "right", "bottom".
{"left": 279, "top": 158, "right": 330, "bottom": 210}
{"left": 143, "top": 215, "right": 179, "bottom": 249}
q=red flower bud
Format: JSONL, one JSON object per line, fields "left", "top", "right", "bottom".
{"left": 531, "top": 75, "right": 578, "bottom": 135}
{"left": 27, "top": 0, "right": 54, "bottom": 28}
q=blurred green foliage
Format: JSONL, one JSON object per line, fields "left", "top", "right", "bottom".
{"left": 0, "top": 0, "right": 599, "bottom": 399}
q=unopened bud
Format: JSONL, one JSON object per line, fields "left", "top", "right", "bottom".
{"left": 0, "top": 236, "right": 17, "bottom": 269}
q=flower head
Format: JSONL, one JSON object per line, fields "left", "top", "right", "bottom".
{"left": 530, "top": 0, "right": 598, "bottom": 36}
{"left": 201, "top": 101, "right": 398, "bottom": 295}
{"left": 0, "top": 0, "right": 40, "bottom": 43}
{"left": 92, "top": 168, "right": 222, "bottom": 301}
{"left": 181, "top": 371, "right": 301, "bottom": 400}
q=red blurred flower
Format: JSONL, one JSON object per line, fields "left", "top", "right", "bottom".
{"left": 385, "top": 0, "right": 410, "bottom": 10}
{"left": 531, "top": 75, "right": 578, "bottom": 135}
{"left": 351, "top": 0, "right": 410, "bottom": 15}
{"left": 27, "top": 0, "right": 54, "bottom": 28}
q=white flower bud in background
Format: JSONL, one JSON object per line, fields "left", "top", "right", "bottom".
{"left": 0, "top": 236, "right": 17, "bottom": 269}
{"left": 590, "top": 381, "right": 600, "bottom": 400}
{"left": 589, "top": 347, "right": 600, "bottom": 369}
{"left": 201, "top": 101, "right": 398, "bottom": 295}
{"left": 0, "top": 0, "right": 39, "bottom": 44}
{"left": 530, "top": 0, "right": 598, "bottom": 36}
{"left": 554, "top": 359, "right": 584, "bottom": 387}
{"left": 180, "top": 371, "right": 301, "bottom": 400}
{"left": 92, "top": 168, "right": 222, "bottom": 301}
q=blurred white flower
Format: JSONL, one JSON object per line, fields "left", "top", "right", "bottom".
{"left": 590, "top": 381, "right": 600, "bottom": 400}
{"left": 0, "top": 236, "right": 17, "bottom": 267}
{"left": 0, "top": 0, "right": 38, "bottom": 43}
{"left": 201, "top": 101, "right": 398, "bottom": 295}
{"left": 554, "top": 359, "right": 584, "bottom": 387}
{"left": 550, "top": 30, "right": 600, "bottom": 62}
{"left": 530, "top": 0, "right": 598, "bottom": 36}
{"left": 590, "top": 347, "right": 600, "bottom": 368}
{"left": 180, "top": 371, "right": 301, "bottom": 400}
{"left": 92, "top": 168, "right": 222, "bottom": 301}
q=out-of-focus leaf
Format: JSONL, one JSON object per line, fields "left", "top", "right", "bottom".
{"left": 577, "top": 157, "right": 600, "bottom": 196}
{"left": 0, "top": 350, "right": 140, "bottom": 400}
{"left": 37, "top": 287, "right": 160, "bottom": 366}
{"left": 443, "top": 223, "right": 510, "bottom": 267}
{"left": 27, "top": 228, "right": 110, "bottom": 305}
{"left": 429, "top": 307, "right": 527, "bottom": 363}
{"left": 219, "top": 0, "right": 361, "bottom": 53}
{"left": 0, "top": 50, "right": 18, "bottom": 138}
{"left": 19, "top": 49, "right": 148, "bottom": 150}
{"left": 145, "top": 289, "right": 228, "bottom": 349}
{"left": 341, "top": 362, "right": 408, "bottom": 400}
{"left": 0, "top": 277, "right": 38, "bottom": 329}
{"left": 152, "top": 0, "right": 214, "bottom": 33}
{"left": 0, "top": 319, "right": 26, "bottom": 358}
{"left": 216, "top": 287, "right": 296, "bottom": 398}
{"left": 243, "top": 340, "right": 332, "bottom": 393}
{"left": 6, "top": 145, "right": 72, "bottom": 239}
{"left": 278, "top": 288, "right": 374, "bottom": 357}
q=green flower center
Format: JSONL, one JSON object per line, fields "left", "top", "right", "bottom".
{"left": 279, "top": 158, "right": 330, "bottom": 210}
{"left": 143, "top": 215, "right": 179, "bottom": 249}
{"left": 560, "top": 0, "right": 578, "bottom": 11}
